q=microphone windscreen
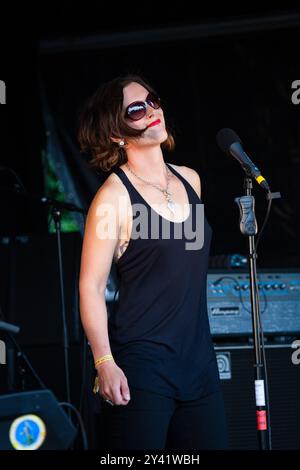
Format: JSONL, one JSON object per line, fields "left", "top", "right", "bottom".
{"left": 216, "top": 128, "right": 242, "bottom": 154}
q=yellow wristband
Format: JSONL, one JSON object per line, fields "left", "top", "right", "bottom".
{"left": 94, "top": 354, "right": 114, "bottom": 368}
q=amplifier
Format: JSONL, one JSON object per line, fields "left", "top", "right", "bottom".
{"left": 215, "top": 342, "right": 300, "bottom": 449}
{"left": 207, "top": 270, "right": 300, "bottom": 336}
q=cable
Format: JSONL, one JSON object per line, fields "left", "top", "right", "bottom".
{"left": 255, "top": 190, "right": 273, "bottom": 252}
{"left": 77, "top": 212, "right": 88, "bottom": 426}
{"left": 59, "top": 402, "right": 89, "bottom": 450}
{"left": 77, "top": 334, "right": 88, "bottom": 435}
{"left": 8, "top": 335, "right": 48, "bottom": 391}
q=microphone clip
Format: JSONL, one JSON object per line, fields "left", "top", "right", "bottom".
{"left": 234, "top": 195, "right": 258, "bottom": 236}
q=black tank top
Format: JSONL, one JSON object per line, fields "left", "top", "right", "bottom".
{"left": 108, "top": 163, "right": 220, "bottom": 400}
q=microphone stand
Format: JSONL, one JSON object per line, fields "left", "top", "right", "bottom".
{"left": 235, "top": 177, "right": 270, "bottom": 450}
{"left": 43, "top": 197, "right": 86, "bottom": 419}
{"left": 0, "top": 320, "right": 20, "bottom": 335}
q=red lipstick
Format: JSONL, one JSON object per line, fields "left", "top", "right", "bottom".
{"left": 147, "top": 119, "right": 161, "bottom": 128}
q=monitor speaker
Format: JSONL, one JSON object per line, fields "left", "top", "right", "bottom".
{"left": 0, "top": 389, "right": 76, "bottom": 450}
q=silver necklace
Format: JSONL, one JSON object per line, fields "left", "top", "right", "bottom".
{"left": 125, "top": 163, "right": 176, "bottom": 214}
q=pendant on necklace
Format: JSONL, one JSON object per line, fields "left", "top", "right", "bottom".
{"left": 167, "top": 201, "right": 176, "bottom": 214}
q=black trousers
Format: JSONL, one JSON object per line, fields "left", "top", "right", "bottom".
{"left": 101, "top": 388, "right": 229, "bottom": 450}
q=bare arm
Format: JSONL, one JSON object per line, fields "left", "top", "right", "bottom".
{"left": 79, "top": 180, "right": 131, "bottom": 405}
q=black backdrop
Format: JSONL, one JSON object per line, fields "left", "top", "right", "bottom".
{"left": 1, "top": 5, "right": 300, "bottom": 266}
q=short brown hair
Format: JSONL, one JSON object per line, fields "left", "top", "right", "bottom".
{"left": 77, "top": 74, "right": 175, "bottom": 172}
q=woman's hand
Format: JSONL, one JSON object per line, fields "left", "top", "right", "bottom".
{"left": 97, "top": 360, "right": 131, "bottom": 406}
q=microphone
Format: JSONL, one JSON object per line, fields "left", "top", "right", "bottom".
{"left": 216, "top": 128, "right": 270, "bottom": 191}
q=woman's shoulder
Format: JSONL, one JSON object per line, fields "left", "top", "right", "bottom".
{"left": 97, "top": 170, "right": 128, "bottom": 195}
{"left": 88, "top": 171, "right": 128, "bottom": 215}
{"left": 167, "top": 163, "right": 201, "bottom": 199}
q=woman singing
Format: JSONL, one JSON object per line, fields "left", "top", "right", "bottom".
{"left": 78, "top": 74, "right": 228, "bottom": 450}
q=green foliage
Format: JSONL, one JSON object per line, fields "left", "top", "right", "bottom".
{"left": 41, "top": 149, "right": 79, "bottom": 233}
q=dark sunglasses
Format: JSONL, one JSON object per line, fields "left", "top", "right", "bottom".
{"left": 124, "top": 92, "right": 161, "bottom": 121}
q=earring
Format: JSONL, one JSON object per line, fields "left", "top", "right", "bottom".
{"left": 119, "top": 140, "right": 125, "bottom": 147}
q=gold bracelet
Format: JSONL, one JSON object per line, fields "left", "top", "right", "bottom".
{"left": 94, "top": 354, "right": 114, "bottom": 368}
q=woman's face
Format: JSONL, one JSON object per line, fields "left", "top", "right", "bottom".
{"left": 122, "top": 82, "right": 168, "bottom": 146}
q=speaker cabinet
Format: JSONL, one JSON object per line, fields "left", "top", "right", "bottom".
{"left": 215, "top": 343, "right": 300, "bottom": 449}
